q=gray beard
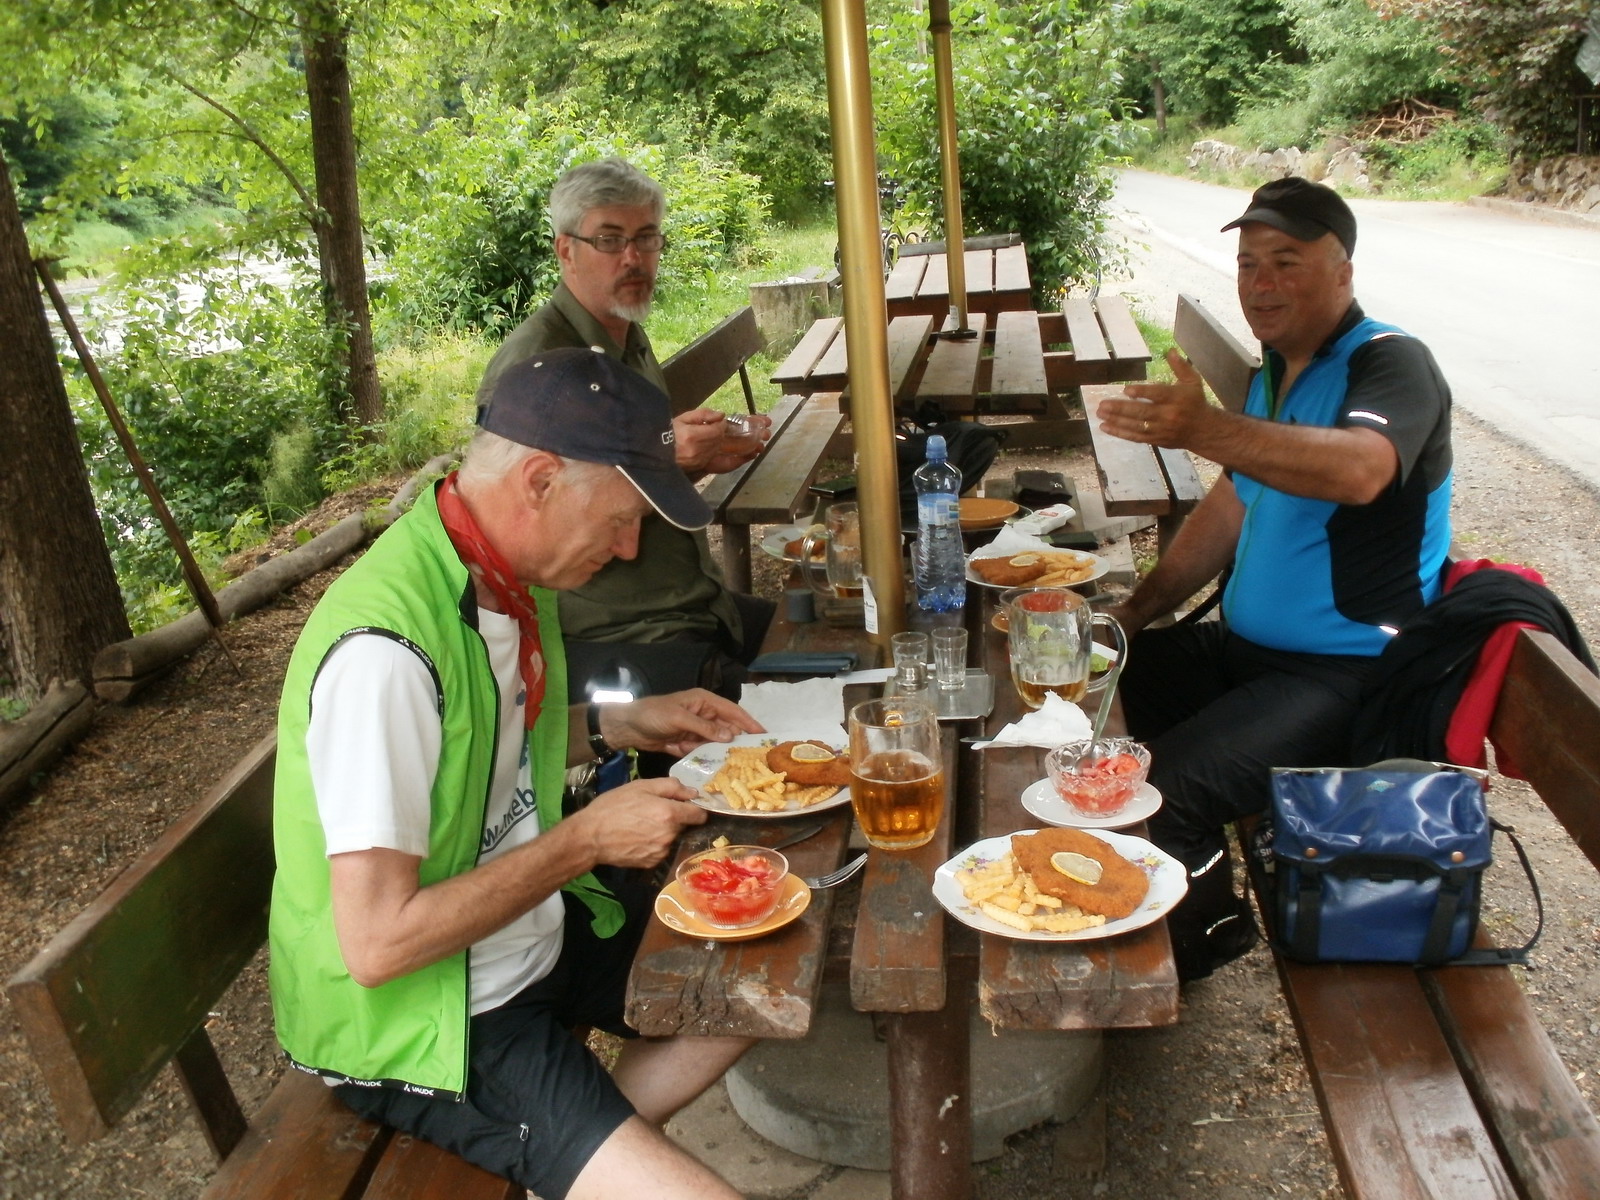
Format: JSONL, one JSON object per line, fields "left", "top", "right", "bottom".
{"left": 611, "top": 298, "right": 653, "bottom": 326}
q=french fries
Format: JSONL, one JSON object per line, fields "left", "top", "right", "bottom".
{"left": 955, "top": 853, "right": 1107, "bottom": 934}
{"left": 705, "top": 745, "right": 842, "bottom": 812}
{"left": 1029, "top": 551, "right": 1096, "bottom": 587}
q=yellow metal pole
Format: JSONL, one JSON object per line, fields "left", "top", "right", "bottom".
{"left": 821, "top": 0, "right": 904, "bottom": 645}
{"left": 929, "top": 0, "right": 970, "bottom": 334}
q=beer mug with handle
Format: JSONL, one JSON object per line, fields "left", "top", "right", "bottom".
{"left": 801, "top": 502, "right": 863, "bottom": 601}
{"left": 847, "top": 698, "right": 944, "bottom": 851}
{"left": 1003, "top": 586, "right": 1127, "bottom": 711}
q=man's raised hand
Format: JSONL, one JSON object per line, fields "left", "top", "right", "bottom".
{"left": 1095, "top": 349, "right": 1211, "bottom": 448}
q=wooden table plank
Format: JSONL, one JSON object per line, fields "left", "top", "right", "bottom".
{"left": 627, "top": 809, "right": 854, "bottom": 1039}
{"left": 811, "top": 321, "right": 852, "bottom": 386}
{"left": 887, "top": 314, "right": 936, "bottom": 401}
{"left": 972, "top": 605, "right": 1180, "bottom": 1031}
{"left": 914, "top": 312, "right": 989, "bottom": 407}
{"left": 989, "top": 310, "right": 1049, "bottom": 402}
{"left": 725, "top": 393, "right": 843, "bottom": 524}
{"left": 849, "top": 727, "right": 957, "bottom": 1013}
{"left": 885, "top": 254, "right": 927, "bottom": 305}
{"left": 918, "top": 252, "right": 950, "bottom": 304}
{"left": 992, "top": 244, "right": 1031, "bottom": 295}
{"left": 1062, "top": 298, "right": 1111, "bottom": 370}
{"left": 770, "top": 317, "right": 842, "bottom": 393}
{"left": 964, "top": 247, "right": 993, "bottom": 297}
{"left": 1095, "top": 294, "right": 1151, "bottom": 369}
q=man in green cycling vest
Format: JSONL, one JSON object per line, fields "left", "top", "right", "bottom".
{"left": 270, "top": 347, "right": 764, "bottom": 1200}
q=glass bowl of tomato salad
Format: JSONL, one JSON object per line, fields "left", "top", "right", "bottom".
{"left": 676, "top": 846, "right": 790, "bottom": 929}
{"left": 1045, "top": 738, "right": 1151, "bottom": 819}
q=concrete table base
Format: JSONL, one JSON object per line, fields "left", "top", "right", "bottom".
{"left": 724, "top": 978, "right": 1103, "bottom": 1169}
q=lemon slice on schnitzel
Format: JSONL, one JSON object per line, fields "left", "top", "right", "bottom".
{"left": 789, "top": 742, "right": 838, "bottom": 763}
{"left": 1049, "top": 851, "right": 1104, "bottom": 886}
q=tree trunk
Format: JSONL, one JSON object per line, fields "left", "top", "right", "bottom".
{"left": 0, "top": 151, "right": 130, "bottom": 702}
{"left": 300, "top": 0, "right": 382, "bottom": 430}
{"left": 1152, "top": 75, "right": 1167, "bottom": 137}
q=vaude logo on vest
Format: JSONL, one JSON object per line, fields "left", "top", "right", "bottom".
{"left": 402, "top": 1082, "right": 438, "bottom": 1096}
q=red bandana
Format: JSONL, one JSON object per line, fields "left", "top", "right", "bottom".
{"left": 435, "top": 472, "right": 546, "bottom": 727}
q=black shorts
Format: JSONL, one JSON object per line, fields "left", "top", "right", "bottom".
{"left": 335, "top": 881, "right": 652, "bottom": 1199}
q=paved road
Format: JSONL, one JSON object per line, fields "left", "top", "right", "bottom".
{"left": 1108, "top": 169, "right": 1600, "bottom": 489}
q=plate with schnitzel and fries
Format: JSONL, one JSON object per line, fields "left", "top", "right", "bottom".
{"left": 671, "top": 734, "right": 854, "bottom": 817}
{"left": 932, "top": 829, "right": 1186, "bottom": 942}
{"left": 966, "top": 547, "right": 1106, "bottom": 590}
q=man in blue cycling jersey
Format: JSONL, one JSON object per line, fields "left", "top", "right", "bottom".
{"left": 1095, "top": 178, "right": 1453, "bottom": 981}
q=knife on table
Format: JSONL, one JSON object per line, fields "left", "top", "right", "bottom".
{"left": 681, "top": 820, "right": 826, "bottom": 858}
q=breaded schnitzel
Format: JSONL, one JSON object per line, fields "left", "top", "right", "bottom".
{"left": 766, "top": 740, "right": 853, "bottom": 787}
{"left": 1010, "top": 828, "right": 1149, "bottom": 920}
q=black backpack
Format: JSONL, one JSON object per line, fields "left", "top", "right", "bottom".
{"left": 896, "top": 407, "right": 1004, "bottom": 524}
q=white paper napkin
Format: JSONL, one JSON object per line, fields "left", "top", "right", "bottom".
{"left": 738, "top": 678, "right": 850, "bottom": 743}
{"left": 969, "top": 693, "right": 1092, "bottom": 750}
{"left": 968, "top": 524, "right": 1059, "bottom": 563}
{"left": 1010, "top": 502, "right": 1076, "bottom": 538}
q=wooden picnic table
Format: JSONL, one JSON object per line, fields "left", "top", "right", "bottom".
{"left": 770, "top": 296, "right": 1152, "bottom": 413}
{"left": 625, "top": 591, "right": 1180, "bottom": 1199}
{"left": 884, "top": 241, "right": 1033, "bottom": 320}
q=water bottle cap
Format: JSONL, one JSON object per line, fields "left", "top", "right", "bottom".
{"left": 926, "top": 434, "right": 947, "bottom": 461}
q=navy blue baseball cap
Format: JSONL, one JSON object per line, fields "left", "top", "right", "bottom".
{"left": 476, "top": 346, "right": 710, "bottom": 531}
{"left": 1222, "top": 177, "right": 1357, "bottom": 258}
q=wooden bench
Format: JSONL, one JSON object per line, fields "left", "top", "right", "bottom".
{"left": 658, "top": 304, "right": 845, "bottom": 594}
{"left": 1084, "top": 293, "right": 1253, "bottom": 554}
{"left": 884, "top": 237, "right": 1032, "bottom": 319}
{"left": 1244, "top": 630, "right": 1600, "bottom": 1199}
{"left": 6, "top": 734, "right": 521, "bottom": 1200}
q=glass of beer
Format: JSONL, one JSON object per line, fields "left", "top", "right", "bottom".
{"left": 847, "top": 698, "right": 944, "bottom": 851}
{"left": 801, "top": 502, "right": 863, "bottom": 601}
{"left": 1002, "top": 586, "right": 1127, "bottom": 711}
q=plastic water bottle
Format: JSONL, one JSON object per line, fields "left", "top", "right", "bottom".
{"left": 912, "top": 435, "right": 966, "bottom": 612}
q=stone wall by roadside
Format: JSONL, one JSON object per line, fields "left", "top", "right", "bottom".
{"left": 1188, "top": 138, "right": 1600, "bottom": 217}
{"left": 1188, "top": 138, "right": 1372, "bottom": 189}
{"left": 1506, "top": 156, "right": 1600, "bottom": 214}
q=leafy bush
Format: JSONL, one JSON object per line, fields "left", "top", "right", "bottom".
{"left": 66, "top": 266, "right": 345, "bottom": 610}
{"left": 1122, "top": 0, "right": 1295, "bottom": 128}
{"left": 374, "top": 99, "right": 770, "bottom": 339}
{"left": 872, "top": 0, "right": 1135, "bottom": 298}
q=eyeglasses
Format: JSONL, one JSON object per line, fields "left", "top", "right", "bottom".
{"left": 568, "top": 232, "right": 669, "bottom": 255}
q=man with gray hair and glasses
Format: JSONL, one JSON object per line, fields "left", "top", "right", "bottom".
{"left": 478, "top": 158, "right": 774, "bottom": 716}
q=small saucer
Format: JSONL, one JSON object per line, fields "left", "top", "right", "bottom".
{"left": 654, "top": 874, "right": 812, "bottom": 941}
{"left": 1020, "top": 778, "right": 1162, "bottom": 830}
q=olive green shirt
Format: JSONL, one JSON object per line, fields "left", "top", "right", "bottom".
{"left": 476, "top": 283, "right": 741, "bottom": 646}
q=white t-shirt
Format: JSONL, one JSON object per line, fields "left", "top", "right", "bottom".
{"left": 307, "top": 608, "right": 565, "bottom": 1014}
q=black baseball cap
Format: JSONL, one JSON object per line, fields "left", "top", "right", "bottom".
{"left": 476, "top": 346, "right": 710, "bottom": 530}
{"left": 1221, "top": 177, "right": 1357, "bottom": 257}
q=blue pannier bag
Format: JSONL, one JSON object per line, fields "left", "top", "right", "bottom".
{"left": 1270, "top": 759, "right": 1539, "bottom": 966}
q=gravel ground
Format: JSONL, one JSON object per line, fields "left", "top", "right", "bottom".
{"left": 2, "top": 401, "right": 1597, "bottom": 1200}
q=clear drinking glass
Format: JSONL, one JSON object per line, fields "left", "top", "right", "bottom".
{"left": 801, "top": 502, "right": 863, "bottom": 601}
{"left": 847, "top": 698, "right": 944, "bottom": 851}
{"left": 932, "top": 627, "right": 968, "bottom": 691}
{"left": 1002, "top": 586, "right": 1127, "bottom": 711}
{"left": 891, "top": 631, "right": 931, "bottom": 694}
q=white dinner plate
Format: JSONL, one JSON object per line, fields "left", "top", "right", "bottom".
{"left": 932, "top": 829, "right": 1187, "bottom": 942}
{"left": 670, "top": 733, "right": 853, "bottom": 818}
{"left": 759, "top": 525, "right": 824, "bottom": 563}
{"left": 1020, "top": 778, "right": 1163, "bottom": 830}
{"left": 965, "top": 549, "right": 1108, "bottom": 590}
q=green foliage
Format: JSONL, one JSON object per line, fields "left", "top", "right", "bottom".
{"left": 1123, "top": 0, "right": 1295, "bottom": 127}
{"left": 456, "top": 0, "right": 831, "bottom": 220}
{"left": 871, "top": 0, "right": 1135, "bottom": 300}
{"left": 374, "top": 99, "right": 770, "bottom": 338}
{"left": 1393, "top": 0, "right": 1591, "bottom": 159}
{"left": 66, "top": 266, "right": 346, "bottom": 609}
{"left": 1364, "top": 117, "right": 1508, "bottom": 198}
{"left": 1230, "top": 0, "right": 1453, "bottom": 149}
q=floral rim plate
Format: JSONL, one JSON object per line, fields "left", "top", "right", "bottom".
{"left": 932, "top": 829, "right": 1187, "bottom": 942}
{"left": 670, "top": 733, "right": 853, "bottom": 818}
{"left": 1019, "top": 778, "right": 1163, "bottom": 830}
{"left": 965, "top": 550, "right": 1108, "bottom": 590}
{"left": 654, "top": 874, "right": 812, "bottom": 941}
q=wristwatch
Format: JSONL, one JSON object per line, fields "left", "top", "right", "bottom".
{"left": 585, "top": 702, "right": 614, "bottom": 761}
